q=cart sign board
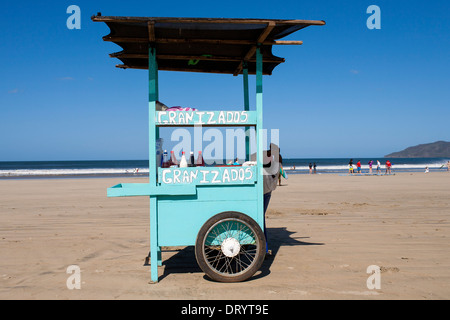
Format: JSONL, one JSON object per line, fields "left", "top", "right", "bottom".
{"left": 156, "top": 111, "right": 256, "bottom": 126}
{"left": 159, "top": 167, "right": 257, "bottom": 185}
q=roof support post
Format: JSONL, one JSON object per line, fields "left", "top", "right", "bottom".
{"left": 148, "top": 45, "right": 159, "bottom": 184}
{"left": 148, "top": 45, "right": 160, "bottom": 283}
{"left": 243, "top": 62, "right": 250, "bottom": 161}
{"left": 255, "top": 46, "right": 264, "bottom": 230}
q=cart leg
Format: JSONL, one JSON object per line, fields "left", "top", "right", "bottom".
{"left": 150, "top": 195, "right": 159, "bottom": 283}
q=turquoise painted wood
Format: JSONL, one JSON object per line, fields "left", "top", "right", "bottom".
{"left": 107, "top": 45, "right": 266, "bottom": 283}
{"left": 243, "top": 65, "right": 251, "bottom": 161}
{"left": 107, "top": 183, "right": 197, "bottom": 197}
{"left": 255, "top": 47, "right": 264, "bottom": 226}
{"left": 157, "top": 185, "right": 259, "bottom": 247}
{"left": 148, "top": 47, "right": 160, "bottom": 281}
{"left": 158, "top": 166, "right": 257, "bottom": 186}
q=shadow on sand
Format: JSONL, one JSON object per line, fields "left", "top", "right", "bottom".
{"left": 147, "top": 227, "right": 323, "bottom": 282}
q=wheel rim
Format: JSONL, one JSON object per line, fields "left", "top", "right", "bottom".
{"left": 202, "top": 218, "right": 261, "bottom": 278}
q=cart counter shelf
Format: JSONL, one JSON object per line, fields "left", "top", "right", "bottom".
{"left": 107, "top": 165, "right": 263, "bottom": 282}
{"left": 108, "top": 166, "right": 258, "bottom": 197}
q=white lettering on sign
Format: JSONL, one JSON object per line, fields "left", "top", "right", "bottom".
{"left": 157, "top": 111, "right": 249, "bottom": 125}
{"left": 208, "top": 112, "right": 216, "bottom": 124}
{"left": 161, "top": 168, "right": 254, "bottom": 185}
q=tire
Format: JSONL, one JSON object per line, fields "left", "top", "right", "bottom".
{"left": 195, "top": 211, "right": 266, "bottom": 282}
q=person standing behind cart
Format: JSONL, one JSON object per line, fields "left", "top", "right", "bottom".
{"left": 263, "top": 143, "right": 280, "bottom": 256}
{"left": 278, "top": 154, "right": 283, "bottom": 186}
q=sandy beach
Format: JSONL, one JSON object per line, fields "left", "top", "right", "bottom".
{"left": 0, "top": 172, "right": 449, "bottom": 300}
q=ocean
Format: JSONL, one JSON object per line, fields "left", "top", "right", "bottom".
{"left": 0, "top": 158, "right": 449, "bottom": 179}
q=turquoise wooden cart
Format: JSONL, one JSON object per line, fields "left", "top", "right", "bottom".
{"left": 92, "top": 15, "right": 324, "bottom": 283}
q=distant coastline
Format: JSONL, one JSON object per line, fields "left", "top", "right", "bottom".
{"left": 385, "top": 141, "right": 450, "bottom": 158}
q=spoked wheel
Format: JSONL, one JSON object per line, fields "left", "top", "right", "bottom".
{"left": 195, "top": 211, "right": 266, "bottom": 282}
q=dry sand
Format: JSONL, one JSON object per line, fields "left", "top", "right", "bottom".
{"left": 0, "top": 172, "right": 449, "bottom": 300}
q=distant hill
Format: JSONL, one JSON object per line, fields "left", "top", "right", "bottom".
{"left": 385, "top": 141, "right": 450, "bottom": 158}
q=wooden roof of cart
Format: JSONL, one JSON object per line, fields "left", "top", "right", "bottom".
{"left": 91, "top": 14, "right": 325, "bottom": 75}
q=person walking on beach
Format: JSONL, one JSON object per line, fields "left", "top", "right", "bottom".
{"left": 368, "top": 160, "right": 373, "bottom": 175}
{"left": 386, "top": 160, "right": 392, "bottom": 174}
{"left": 309, "top": 163, "right": 313, "bottom": 174}
{"left": 349, "top": 159, "right": 354, "bottom": 174}
{"left": 356, "top": 160, "right": 362, "bottom": 174}
{"left": 263, "top": 143, "right": 280, "bottom": 256}
{"left": 313, "top": 162, "right": 317, "bottom": 174}
{"left": 376, "top": 160, "right": 381, "bottom": 175}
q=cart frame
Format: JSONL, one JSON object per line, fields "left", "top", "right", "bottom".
{"left": 93, "top": 15, "right": 325, "bottom": 282}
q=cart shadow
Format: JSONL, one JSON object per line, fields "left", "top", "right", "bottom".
{"left": 157, "top": 246, "right": 202, "bottom": 281}
{"left": 254, "top": 227, "right": 324, "bottom": 281}
{"left": 153, "top": 227, "right": 323, "bottom": 282}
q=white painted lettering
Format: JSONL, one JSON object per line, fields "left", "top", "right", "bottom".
{"left": 162, "top": 169, "right": 172, "bottom": 184}
{"left": 211, "top": 170, "right": 220, "bottom": 183}
{"left": 173, "top": 170, "right": 181, "bottom": 183}
{"left": 207, "top": 111, "right": 215, "bottom": 124}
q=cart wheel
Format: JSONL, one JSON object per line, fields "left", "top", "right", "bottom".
{"left": 195, "top": 211, "right": 266, "bottom": 283}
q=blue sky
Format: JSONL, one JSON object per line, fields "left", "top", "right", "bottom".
{"left": 1, "top": 0, "right": 449, "bottom": 161}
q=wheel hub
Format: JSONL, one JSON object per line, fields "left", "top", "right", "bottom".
{"left": 221, "top": 237, "right": 241, "bottom": 258}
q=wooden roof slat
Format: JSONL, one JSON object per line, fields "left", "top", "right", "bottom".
{"left": 116, "top": 64, "right": 272, "bottom": 75}
{"left": 110, "top": 53, "right": 285, "bottom": 64}
{"left": 103, "top": 36, "right": 303, "bottom": 46}
{"left": 273, "top": 40, "right": 303, "bottom": 45}
{"left": 93, "top": 15, "right": 324, "bottom": 74}
{"left": 233, "top": 21, "right": 276, "bottom": 76}
{"left": 92, "top": 15, "right": 325, "bottom": 26}
{"left": 147, "top": 21, "right": 155, "bottom": 43}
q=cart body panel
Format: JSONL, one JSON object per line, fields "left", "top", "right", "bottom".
{"left": 157, "top": 184, "right": 260, "bottom": 247}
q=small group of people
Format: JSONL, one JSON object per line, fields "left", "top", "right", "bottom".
{"left": 308, "top": 162, "right": 317, "bottom": 174}
{"left": 348, "top": 159, "right": 392, "bottom": 175}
